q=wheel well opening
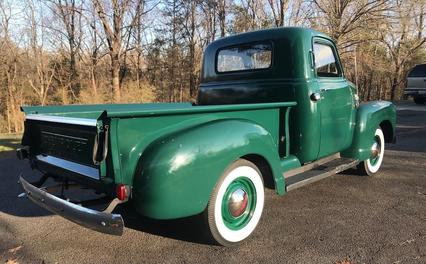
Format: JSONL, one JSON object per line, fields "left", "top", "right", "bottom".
{"left": 379, "top": 120, "right": 394, "bottom": 143}
{"left": 241, "top": 154, "right": 275, "bottom": 189}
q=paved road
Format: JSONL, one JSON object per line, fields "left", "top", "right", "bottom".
{"left": 1, "top": 101, "right": 425, "bottom": 264}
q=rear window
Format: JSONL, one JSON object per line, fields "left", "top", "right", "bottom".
{"left": 217, "top": 43, "right": 272, "bottom": 73}
{"left": 408, "top": 64, "right": 426, "bottom": 77}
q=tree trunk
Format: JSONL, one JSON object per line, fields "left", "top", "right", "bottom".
{"left": 218, "top": 0, "right": 226, "bottom": 37}
{"left": 69, "top": 44, "right": 80, "bottom": 99}
{"left": 6, "top": 98, "right": 11, "bottom": 133}
{"left": 390, "top": 65, "right": 400, "bottom": 100}
{"left": 91, "top": 68, "right": 98, "bottom": 97}
{"left": 188, "top": 0, "right": 196, "bottom": 98}
{"left": 111, "top": 53, "right": 121, "bottom": 102}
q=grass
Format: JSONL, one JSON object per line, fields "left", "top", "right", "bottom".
{"left": 0, "top": 134, "right": 22, "bottom": 153}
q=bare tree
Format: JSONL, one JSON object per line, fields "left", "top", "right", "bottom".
{"left": 267, "top": 0, "right": 287, "bottom": 27}
{"left": 133, "top": 0, "right": 145, "bottom": 90}
{"left": 311, "top": 0, "right": 389, "bottom": 49}
{"left": 26, "top": 0, "right": 56, "bottom": 106}
{"left": 182, "top": 0, "right": 199, "bottom": 98}
{"left": 200, "top": 0, "right": 218, "bottom": 43}
{"left": 47, "top": 0, "right": 83, "bottom": 102}
{"left": 92, "top": 0, "right": 131, "bottom": 102}
{"left": 85, "top": 3, "right": 102, "bottom": 98}
{"left": 217, "top": 0, "right": 226, "bottom": 37}
{"left": 0, "top": 1, "right": 23, "bottom": 133}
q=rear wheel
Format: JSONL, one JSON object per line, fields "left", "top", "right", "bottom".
{"left": 357, "top": 128, "right": 385, "bottom": 176}
{"left": 414, "top": 96, "right": 426, "bottom": 104}
{"left": 203, "top": 159, "right": 264, "bottom": 247}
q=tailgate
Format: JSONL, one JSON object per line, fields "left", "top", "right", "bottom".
{"left": 21, "top": 113, "right": 107, "bottom": 180}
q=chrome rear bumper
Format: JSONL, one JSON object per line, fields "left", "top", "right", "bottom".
{"left": 19, "top": 176, "right": 124, "bottom": 236}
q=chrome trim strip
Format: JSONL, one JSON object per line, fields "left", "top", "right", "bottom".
{"left": 26, "top": 114, "right": 97, "bottom": 127}
{"left": 36, "top": 155, "right": 99, "bottom": 180}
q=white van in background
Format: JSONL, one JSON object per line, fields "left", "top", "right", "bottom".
{"left": 405, "top": 64, "right": 426, "bottom": 104}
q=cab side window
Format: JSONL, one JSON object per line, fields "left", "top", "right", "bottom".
{"left": 313, "top": 43, "right": 341, "bottom": 77}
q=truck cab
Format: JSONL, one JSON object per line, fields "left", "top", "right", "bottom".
{"left": 17, "top": 28, "right": 396, "bottom": 247}
{"left": 199, "top": 28, "right": 358, "bottom": 163}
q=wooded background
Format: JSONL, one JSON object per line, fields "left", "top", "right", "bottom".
{"left": 0, "top": 0, "right": 425, "bottom": 133}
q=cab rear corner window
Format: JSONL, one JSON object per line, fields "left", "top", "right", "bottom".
{"left": 217, "top": 43, "right": 272, "bottom": 73}
{"left": 313, "top": 43, "right": 341, "bottom": 77}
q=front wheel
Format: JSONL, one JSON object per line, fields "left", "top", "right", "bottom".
{"left": 203, "top": 159, "right": 264, "bottom": 247}
{"left": 357, "top": 128, "right": 385, "bottom": 176}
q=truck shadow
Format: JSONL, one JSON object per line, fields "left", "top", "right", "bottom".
{"left": 0, "top": 145, "right": 53, "bottom": 217}
{"left": 116, "top": 202, "right": 212, "bottom": 245}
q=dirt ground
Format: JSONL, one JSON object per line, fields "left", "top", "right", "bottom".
{"left": 0, "top": 101, "right": 425, "bottom": 264}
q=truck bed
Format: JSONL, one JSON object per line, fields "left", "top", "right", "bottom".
{"left": 21, "top": 101, "right": 297, "bottom": 193}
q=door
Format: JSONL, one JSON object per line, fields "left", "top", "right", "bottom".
{"left": 313, "top": 39, "right": 354, "bottom": 158}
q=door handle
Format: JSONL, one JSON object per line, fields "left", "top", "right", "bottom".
{"left": 310, "top": 93, "right": 321, "bottom": 102}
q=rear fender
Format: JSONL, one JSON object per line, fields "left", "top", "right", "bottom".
{"left": 342, "top": 101, "right": 396, "bottom": 161}
{"left": 132, "top": 119, "right": 283, "bottom": 219}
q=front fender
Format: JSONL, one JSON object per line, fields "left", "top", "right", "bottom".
{"left": 132, "top": 119, "right": 283, "bottom": 219}
{"left": 342, "top": 101, "right": 396, "bottom": 161}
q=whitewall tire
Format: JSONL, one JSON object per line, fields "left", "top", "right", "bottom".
{"left": 204, "top": 159, "right": 264, "bottom": 246}
{"left": 357, "top": 128, "right": 385, "bottom": 176}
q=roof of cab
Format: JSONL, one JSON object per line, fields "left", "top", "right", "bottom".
{"left": 206, "top": 27, "right": 331, "bottom": 50}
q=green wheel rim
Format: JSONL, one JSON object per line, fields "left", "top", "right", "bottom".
{"left": 221, "top": 177, "right": 257, "bottom": 230}
{"left": 370, "top": 135, "right": 381, "bottom": 166}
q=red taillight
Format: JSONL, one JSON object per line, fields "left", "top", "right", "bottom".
{"left": 116, "top": 184, "right": 128, "bottom": 201}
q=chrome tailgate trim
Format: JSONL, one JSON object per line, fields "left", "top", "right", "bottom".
{"left": 26, "top": 114, "right": 98, "bottom": 127}
{"left": 36, "top": 155, "right": 99, "bottom": 180}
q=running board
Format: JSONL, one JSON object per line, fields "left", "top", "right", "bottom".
{"left": 284, "top": 153, "right": 340, "bottom": 178}
{"left": 285, "top": 158, "right": 359, "bottom": 191}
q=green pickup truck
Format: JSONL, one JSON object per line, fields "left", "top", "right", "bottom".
{"left": 18, "top": 27, "right": 396, "bottom": 246}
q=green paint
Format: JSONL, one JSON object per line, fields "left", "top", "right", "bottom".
{"left": 20, "top": 28, "right": 396, "bottom": 222}
{"left": 131, "top": 116, "right": 286, "bottom": 219}
{"left": 341, "top": 101, "right": 396, "bottom": 161}
{"left": 281, "top": 155, "right": 302, "bottom": 173}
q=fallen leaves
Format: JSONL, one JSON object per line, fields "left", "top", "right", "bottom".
{"left": 7, "top": 245, "right": 22, "bottom": 255}
{"left": 400, "top": 238, "right": 415, "bottom": 245}
{"left": 5, "top": 245, "right": 23, "bottom": 264}
{"left": 5, "top": 258, "right": 19, "bottom": 264}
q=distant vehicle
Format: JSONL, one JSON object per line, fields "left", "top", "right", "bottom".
{"left": 17, "top": 28, "right": 396, "bottom": 247}
{"left": 405, "top": 64, "right": 426, "bottom": 104}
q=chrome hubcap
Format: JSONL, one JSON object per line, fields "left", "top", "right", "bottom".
{"left": 228, "top": 188, "right": 248, "bottom": 217}
{"left": 371, "top": 141, "right": 381, "bottom": 159}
